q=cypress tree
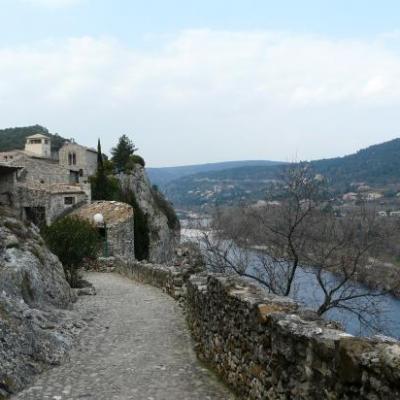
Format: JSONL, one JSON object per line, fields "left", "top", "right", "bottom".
{"left": 97, "top": 138, "right": 104, "bottom": 170}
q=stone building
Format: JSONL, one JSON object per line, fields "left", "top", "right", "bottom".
{"left": 24, "top": 133, "right": 52, "bottom": 158}
{"left": 0, "top": 164, "right": 21, "bottom": 206}
{"left": 59, "top": 141, "right": 98, "bottom": 183}
{"left": 15, "top": 184, "right": 88, "bottom": 226}
{"left": 0, "top": 134, "right": 96, "bottom": 225}
{"left": 71, "top": 201, "right": 135, "bottom": 260}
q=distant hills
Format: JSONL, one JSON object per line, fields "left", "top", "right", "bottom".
{"left": 0, "top": 125, "right": 67, "bottom": 153}
{"left": 147, "top": 160, "right": 283, "bottom": 187}
{"left": 154, "top": 138, "right": 400, "bottom": 209}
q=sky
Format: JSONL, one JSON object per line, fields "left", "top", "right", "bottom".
{"left": 1, "top": 1, "right": 400, "bottom": 166}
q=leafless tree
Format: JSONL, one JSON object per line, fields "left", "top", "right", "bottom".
{"left": 198, "top": 164, "right": 400, "bottom": 330}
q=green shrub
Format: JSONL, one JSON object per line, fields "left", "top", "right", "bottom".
{"left": 42, "top": 216, "right": 101, "bottom": 287}
{"left": 90, "top": 172, "right": 120, "bottom": 201}
{"left": 125, "top": 154, "right": 146, "bottom": 170}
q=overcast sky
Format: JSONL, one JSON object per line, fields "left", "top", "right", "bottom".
{"left": 1, "top": 0, "right": 400, "bottom": 166}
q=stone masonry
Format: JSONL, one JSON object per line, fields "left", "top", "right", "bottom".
{"left": 11, "top": 273, "right": 234, "bottom": 400}
{"left": 116, "top": 260, "right": 400, "bottom": 400}
{"left": 71, "top": 201, "right": 135, "bottom": 260}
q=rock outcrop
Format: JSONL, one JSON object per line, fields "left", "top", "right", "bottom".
{"left": 118, "top": 165, "right": 179, "bottom": 263}
{"left": 0, "top": 207, "right": 78, "bottom": 399}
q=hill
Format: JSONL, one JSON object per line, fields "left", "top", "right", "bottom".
{"left": 162, "top": 138, "right": 400, "bottom": 209}
{"left": 146, "top": 160, "right": 283, "bottom": 187}
{"left": 312, "top": 138, "right": 400, "bottom": 189}
{"left": 0, "top": 125, "right": 67, "bottom": 153}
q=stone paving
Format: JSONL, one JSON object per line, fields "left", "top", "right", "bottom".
{"left": 12, "top": 273, "right": 235, "bottom": 400}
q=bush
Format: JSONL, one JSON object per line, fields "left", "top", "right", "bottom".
{"left": 42, "top": 216, "right": 101, "bottom": 287}
{"left": 90, "top": 172, "right": 120, "bottom": 201}
{"left": 125, "top": 154, "right": 146, "bottom": 171}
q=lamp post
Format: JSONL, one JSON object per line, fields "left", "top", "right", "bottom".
{"left": 94, "top": 213, "right": 108, "bottom": 257}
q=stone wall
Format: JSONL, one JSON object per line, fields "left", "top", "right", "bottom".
{"left": 15, "top": 186, "right": 88, "bottom": 225}
{"left": 118, "top": 260, "right": 196, "bottom": 300}
{"left": 107, "top": 217, "right": 135, "bottom": 260}
{"left": 46, "top": 191, "right": 88, "bottom": 224}
{"left": 0, "top": 169, "right": 17, "bottom": 206}
{"left": 116, "top": 261, "right": 400, "bottom": 400}
{"left": 9, "top": 152, "right": 71, "bottom": 186}
{"left": 59, "top": 143, "right": 97, "bottom": 178}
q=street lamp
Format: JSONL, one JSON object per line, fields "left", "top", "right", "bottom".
{"left": 93, "top": 213, "right": 108, "bottom": 257}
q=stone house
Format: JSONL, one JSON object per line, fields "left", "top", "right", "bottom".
{"left": 58, "top": 141, "right": 97, "bottom": 184}
{"left": 0, "top": 134, "right": 96, "bottom": 225}
{"left": 0, "top": 165, "right": 22, "bottom": 207}
{"left": 15, "top": 184, "right": 88, "bottom": 226}
{"left": 71, "top": 201, "right": 135, "bottom": 260}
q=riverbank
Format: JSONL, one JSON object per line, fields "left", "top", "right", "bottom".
{"left": 180, "top": 227, "right": 400, "bottom": 338}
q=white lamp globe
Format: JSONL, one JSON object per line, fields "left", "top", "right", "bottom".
{"left": 93, "top": 213, "right": 104, "bottom": 225}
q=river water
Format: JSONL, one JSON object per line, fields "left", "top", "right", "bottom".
{"left": 181, "top": 227, "right": 400, "bottom": 339}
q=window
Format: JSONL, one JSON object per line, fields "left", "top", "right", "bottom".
{"left": 68, "top": 153, "right": 72, "bottom": 165}
{"left": 29, "top": 139, "right": 42, "bottom": 144}
{"left": 64, "top": 197, "right": 75, "bottom": 205}
{"left": 44, "top": 140, "right": 49, "bottom": 144}
{"left": 69, "top": 170, "right": 79, "bottom": 184}
{"left": 72, "top": 153, "right": 77, "bottom": 165}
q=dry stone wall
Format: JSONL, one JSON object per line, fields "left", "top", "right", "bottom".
{"left": 117, "top": 260, "right": 199, "bottom": 300}
{"left": 116, "top": 261, "right": 400, "bottom": 400}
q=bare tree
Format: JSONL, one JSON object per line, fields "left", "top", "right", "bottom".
{"left": 198, "top": 164, "right": 400, "bottom": 330}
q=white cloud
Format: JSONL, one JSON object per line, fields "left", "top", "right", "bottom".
{"left": 1, "top": 30, "right": 400, "bottom": 165}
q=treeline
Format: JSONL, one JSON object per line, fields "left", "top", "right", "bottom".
{"left": 0, "top": 125, "right": 66, "bottom": 152}
{"left": 312, "top": 138, "right": 400, "bottom": 189}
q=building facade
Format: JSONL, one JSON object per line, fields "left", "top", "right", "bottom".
{"left": 24, "top": 133, "right": 52, "bottom": 158}
{"left": 0, "top": 134, "right": 97, "bottom": 225}
{"left": 59, "top": 141, "right": 98, "bottom": 182}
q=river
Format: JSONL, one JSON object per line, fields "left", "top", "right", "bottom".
{"left": 181, "top": 227, "right": 400, "bottom": 339}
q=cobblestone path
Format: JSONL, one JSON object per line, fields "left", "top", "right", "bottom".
{"left": 12, "top": 273, "right": 234, "bottom": 400}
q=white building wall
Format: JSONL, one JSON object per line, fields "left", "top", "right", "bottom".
{"left": 25, "top": 137, "right": 51, "bottom": 158}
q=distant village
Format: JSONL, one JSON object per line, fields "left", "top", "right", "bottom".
{"left": 176, "top": 177, "right": 400, "bottom": 217}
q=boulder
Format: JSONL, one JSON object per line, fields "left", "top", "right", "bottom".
{"left": 0, "top": 207, "right": 78, "bottom": 398}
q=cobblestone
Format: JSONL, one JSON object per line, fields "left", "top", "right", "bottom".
{"left": 11, "top": 273, "right": 234, "bottom": 400}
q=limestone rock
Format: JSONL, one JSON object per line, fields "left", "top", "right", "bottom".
{"left": 0, "top": 207, "right": 78, "bottom": 398}
{"left": 118, "top": 166, "right": 179, "bottom": 263}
